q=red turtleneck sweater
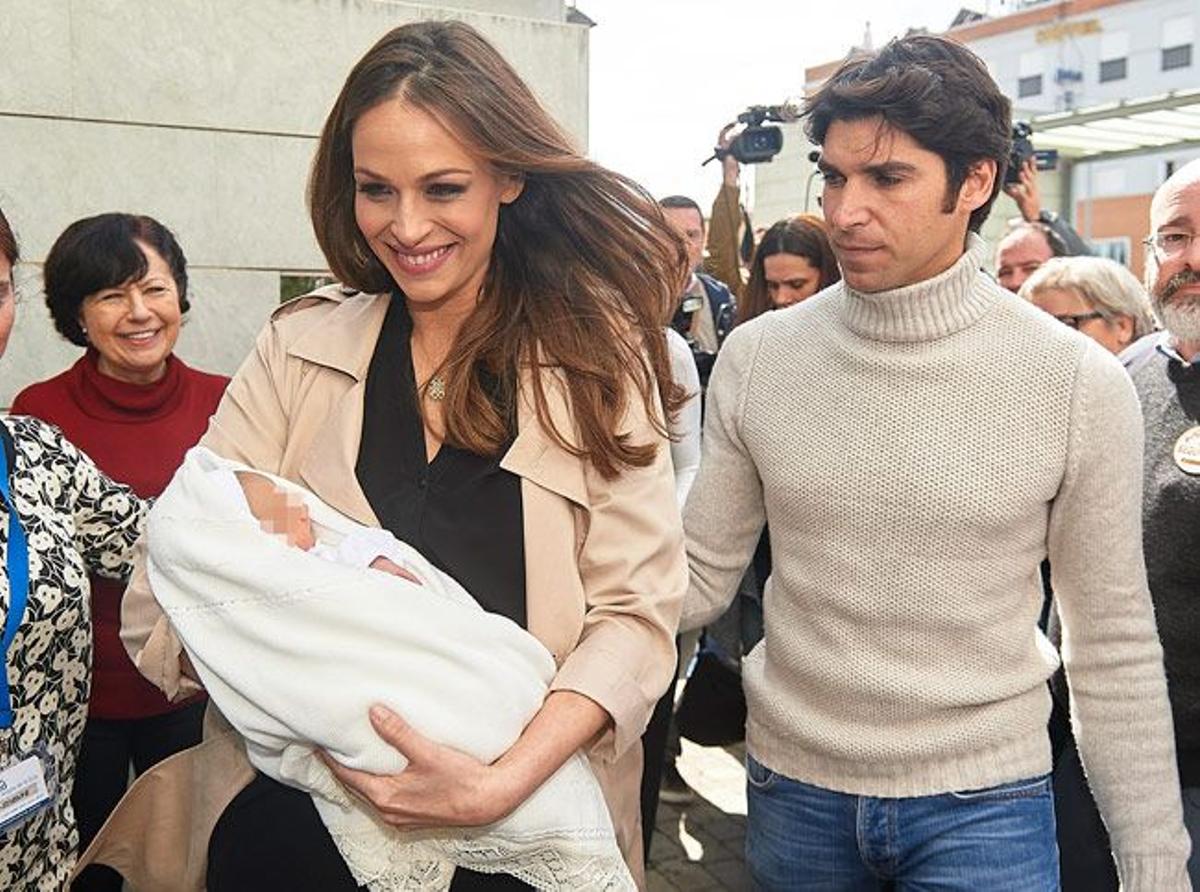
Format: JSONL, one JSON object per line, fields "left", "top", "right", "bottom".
{"left": 11, "top": 350, "right": 228, "bottom": 719}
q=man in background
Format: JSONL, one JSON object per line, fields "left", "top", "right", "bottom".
{"left": 1123, "top": 157, "right": 1200, "bottom": 885}
{"left": 640, "top": 196, "right": 738, "bottom": 851}
{"left": 661, "top": 195, "right": 735, "bottom": 390}
{"left": 995, "top": 156, "right": 1091, "bottom": 292}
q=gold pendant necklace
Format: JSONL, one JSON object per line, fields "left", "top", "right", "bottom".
{"left": 425, "top": 373, "right": 446, "bottom": 402}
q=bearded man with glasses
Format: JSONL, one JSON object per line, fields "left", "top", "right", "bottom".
{"left": 1123, "top": 156, "right": 1200, "bottom": 886}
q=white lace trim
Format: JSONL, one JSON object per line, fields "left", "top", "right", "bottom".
{"left": 309, "top": 752, "right": 636, "bottom": 891}
{"left": 331, "top": 825, "right": 635, "bottom": 891}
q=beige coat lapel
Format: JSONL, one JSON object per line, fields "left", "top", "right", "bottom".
{"left": 502, "top": 368, "right": 591, "bottom": 661}
{"left": 286, "top": 292, "right": 387, "bottom": 528}
{"left": 501, "top": 369, "right": 588, "bottom": 508}
{"left": 297, "top": 378, "right": 379, "bottom": 528}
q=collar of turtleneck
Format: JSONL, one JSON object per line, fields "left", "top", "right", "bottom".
{"left": 69, "top": 348, "right": 186, "bottom": 422}
{"left": 839, "top": 233, "right": 999, "bottom": 344}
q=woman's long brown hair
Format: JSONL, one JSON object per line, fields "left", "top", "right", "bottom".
{"left": 310, "top": 21, "right": 687, "bottom": 479}
{"left": 738, "top": 214, "right": 840, "bottom": 326}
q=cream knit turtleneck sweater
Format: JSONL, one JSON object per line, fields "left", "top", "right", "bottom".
{"left": 683, "top": 235, "right": 1191, "bottom": 889}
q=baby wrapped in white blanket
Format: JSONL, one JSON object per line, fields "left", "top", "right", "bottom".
{"left": 147, "top": 447, "right": 633, "bottom": 892}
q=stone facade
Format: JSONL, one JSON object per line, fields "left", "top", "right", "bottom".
{"left": 0, "top": 0, "right": 590, "bottom": 404}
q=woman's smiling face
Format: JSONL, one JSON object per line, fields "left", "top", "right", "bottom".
{"left": 78, "top": 242, "right": 182, "bottom": 385}
{"left": 351, "top": 97, "right": 523, "bottom": 313}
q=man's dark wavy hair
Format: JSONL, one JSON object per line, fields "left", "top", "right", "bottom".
{"left": 804, "top": 34, "right": 1012, "bottom": 234}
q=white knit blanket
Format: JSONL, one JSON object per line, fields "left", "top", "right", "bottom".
{"left": 147, "top": 447, "right": 633, "bottom": 891}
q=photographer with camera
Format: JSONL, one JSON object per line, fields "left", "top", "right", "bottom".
{"left": 705, "top": 124, "right": 754, "bottom": 300}
{"left": 995, "top": 126, "right": 1090, "bottom": 293}
{"left": 704, "top": 105, "right": 802, "bottom": 299}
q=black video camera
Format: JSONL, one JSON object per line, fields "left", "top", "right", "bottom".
{"left": 1006, "top": 121, "right": 1059, "bottom": 185}
{"left": 708, "top": 102, "right": 800, "bottom": 166}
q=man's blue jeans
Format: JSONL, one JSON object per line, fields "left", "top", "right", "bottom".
{"left": 746, "top": 754, "right": 1059, "bottom": 891}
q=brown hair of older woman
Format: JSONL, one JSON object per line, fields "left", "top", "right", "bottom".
{"left": 309, "top": 21, "right": 687, "bottom": 479}
{"left": 0, "top": 205, "right": 18, "bottom": 266}
{"left": 739, "top": 214, "right": 840, "bottom": 325}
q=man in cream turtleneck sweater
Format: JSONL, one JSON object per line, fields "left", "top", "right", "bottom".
{"left": 683, "top": 35, "right": 1191, "bottom": 891}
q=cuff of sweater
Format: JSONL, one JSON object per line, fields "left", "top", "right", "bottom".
{"left": 137, "top": 615, "right": 203, "bottom": 702}
{"left": 1115, "top": 853, "right": 1192, "bottom": 891}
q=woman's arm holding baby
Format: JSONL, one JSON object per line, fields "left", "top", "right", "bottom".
{"left": 323, "top": 691, "right": 609, "bottom": 829}
{"left": 121, "top": 538, "right": 206, "bottom": 697}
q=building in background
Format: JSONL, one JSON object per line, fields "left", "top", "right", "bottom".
{"left": 0, "top": 0, "right": 591, "bottom": 405}
{"left": 753, "top": 0, "right": 1199, "bottom": 276}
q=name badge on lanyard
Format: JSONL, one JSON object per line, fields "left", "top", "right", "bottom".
{"left": 0, "top": 428, "right": 54, "bottom": 833}
{"left": 1174, "top": 425, "right": 1200, "bottom": 476}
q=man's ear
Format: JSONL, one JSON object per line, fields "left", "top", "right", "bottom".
{"left": 959, "top": 159, "right": 997, "bottom": 215}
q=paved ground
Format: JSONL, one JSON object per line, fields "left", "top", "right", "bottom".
{"left": 645, "top": 739, "right": 751, "bottom": 890}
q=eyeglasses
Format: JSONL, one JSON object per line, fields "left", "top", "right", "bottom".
{"left": 1053, "top": 311, "right": 1105, "bottom": 329}
{"left": 1142, "top": 231, "right": 1197, "bottom": 260}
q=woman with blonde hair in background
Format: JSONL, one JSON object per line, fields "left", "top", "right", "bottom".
{"left": 1018, "top": 254, "right": 1155, "bottom": 354}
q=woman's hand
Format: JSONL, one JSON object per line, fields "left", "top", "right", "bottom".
{"left": 320, "top": 705, "right": 520, "bottom": 829}
{"left": 323, "top": 692, "right": 610, "bottom": 831}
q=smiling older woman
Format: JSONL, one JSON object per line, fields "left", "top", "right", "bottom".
{"left": 11, "top": 213, "right": 227, "bottom": 892}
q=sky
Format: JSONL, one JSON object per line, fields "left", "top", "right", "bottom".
{"left": 586, "top": 0, "right": 1001, "bottom": 209}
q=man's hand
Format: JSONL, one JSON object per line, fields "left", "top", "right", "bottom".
{"left": 718, "top": 123, "right": 741, "bottom": 188}
{"left": 1004, "top": 157, "right": 1042, "bottom": 222}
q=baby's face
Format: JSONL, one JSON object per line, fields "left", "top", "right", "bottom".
{"left": 235, "top": 472, "right": 316, "bottom": 550}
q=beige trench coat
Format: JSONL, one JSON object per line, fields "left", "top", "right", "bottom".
{"left": 74, "top": 287, "right": 686, "bottom": 890}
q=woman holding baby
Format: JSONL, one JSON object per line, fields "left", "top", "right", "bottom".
{"left": 81, "top": 20, "right": 688, "bottom": 892}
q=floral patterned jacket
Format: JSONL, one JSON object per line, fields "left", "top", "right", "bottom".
{"left": 0, "top": 416, "right": 144, "bottom": 891}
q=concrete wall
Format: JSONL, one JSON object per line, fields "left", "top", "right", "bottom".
{"left": 748, "top": 122, "right": 821, "bottom": 227}
{"left": 0, "top": 0, "right": 589, "bottom": 404}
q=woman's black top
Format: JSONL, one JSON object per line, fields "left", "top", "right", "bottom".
{"left": 355, "top": 294, "right": 527, "bottom": 628}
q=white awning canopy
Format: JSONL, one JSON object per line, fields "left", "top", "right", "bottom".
{"left": 1029, "top": 88, "right": 1200, "bottom": 162}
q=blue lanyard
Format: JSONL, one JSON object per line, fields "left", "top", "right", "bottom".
{"left": 0, "top": 435, "right": 28, "bottom": 731}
